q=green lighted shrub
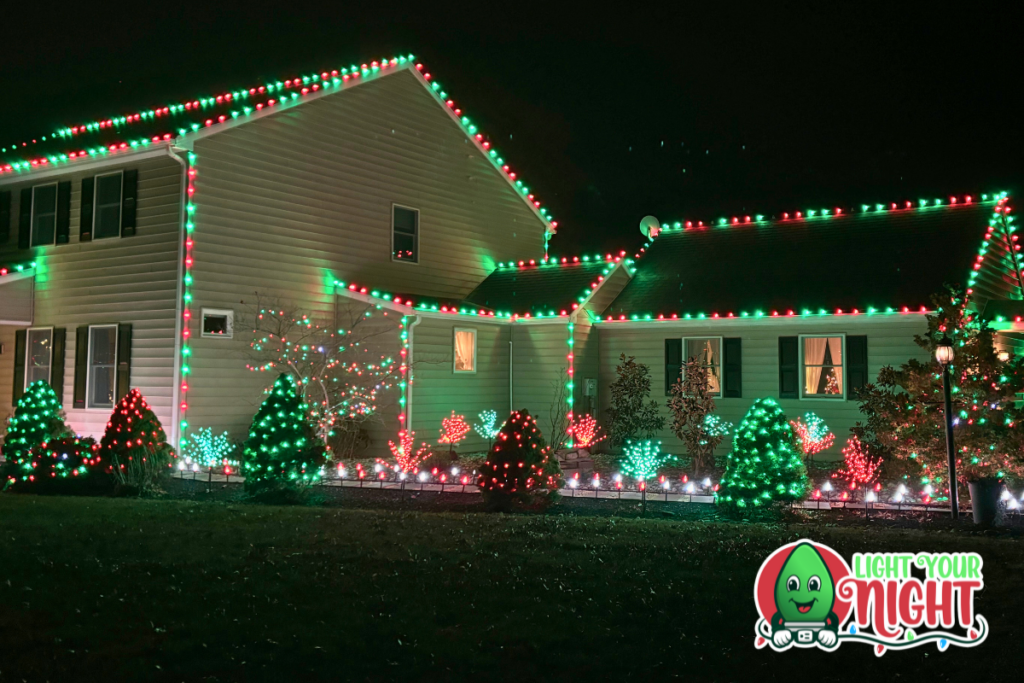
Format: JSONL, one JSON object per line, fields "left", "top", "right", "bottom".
{"left": 2, "top": 380, "right": 71, "bottom": 479}
{"left": 717, "top": 398, "right": 808, "bottom": 509}
{"left": 242, "top": 373, "right": 326, "bottom": 495}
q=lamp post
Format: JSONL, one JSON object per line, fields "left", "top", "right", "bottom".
{"left": 935, "top": 336, "right": 959, "bottom": 520}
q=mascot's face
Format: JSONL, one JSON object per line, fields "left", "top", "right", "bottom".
{"left": 774, "top": 542, "right": 835, "bottom": 623}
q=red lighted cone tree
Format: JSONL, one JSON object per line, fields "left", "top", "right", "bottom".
{"left": 478, "top": 409, "right": 563, "bottom": 508}
{"left": 834, "top": 435, "right": 883, "bottom": 489}
{"left": 99, "top": 389, "right": 174, "bottom": 493}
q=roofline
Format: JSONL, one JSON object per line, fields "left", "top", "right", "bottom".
{"left": 0, "top": 267, "right": 36, "bottom": 284}
{"left": 598, "top": 309, "right": 932, "bottom": 327}
{"left": 572, "top": 260, "right": 632, "bottom": 323}
{"left": 0, "top": 144, "right": 176, "bottom": 186}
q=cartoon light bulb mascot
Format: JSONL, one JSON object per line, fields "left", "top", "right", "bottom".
{"left": 770, "top": 542, "right": 839, "bottom": 649}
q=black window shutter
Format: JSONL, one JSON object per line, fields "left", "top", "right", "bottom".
{"left": 18, "top": 187, "right": 32, "bottom": 249}
{"left": 51, "top": 328, "right": 66, "bottom": 406}
{"left": 12, "top": 329, "right": 27, "bottom": 404}
{"left": 55, "top": 180, "right": 72, "bottom": 244}
{"left": 778, "top": 336, "right": 799, "bottom": 398}
{"left": 80, "top": 176, "right": 95, "bottom": 242}
{"left": 664, "top": 338, "right": 682, "bottom": 395}
{"left": 73, "top": 326, "right": 89, "bottom": 409}
{"left": 723, "top": 337, "right": 742, "bottom": 398}
{"left": 121, "top": 170, "right": 138, "bottom": 237}
{"left": 847, "top": 335, "right": 869, "bottom": 397}
{"left": 116, "top": 323, "right": 133, "bottom": 400}
{"left": 0, "top": 190, "right": 11, "bottom": 243}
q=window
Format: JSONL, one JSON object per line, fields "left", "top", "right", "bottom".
{"left": 87, "top": 325, "right": 118, "bottom": 409}
{"left": 31, "top": 184, "right": 58, "bottom": 247}
{"left": 683, "top": 337, "right": 722, "bottom": 396}
{"left": 801, "top": 335, "right": 844, "bottom": 398}
{"left": 93, "top": 172, "right": 123, "bottom": 239}
{"left": 25, "top": 328, "right": 53, "bottom": 387}
{"left": 453, "top": 328, "right": 477, "bottom": 373}
{"left": 392, "top": 205, "right": 418, "bottom": 263}
{"left": 202, "top": 308, "right": 234, "bottom": 338}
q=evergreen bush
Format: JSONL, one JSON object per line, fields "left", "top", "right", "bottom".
{"left": 478, "top": 409, "right": 563, "bottom": 509}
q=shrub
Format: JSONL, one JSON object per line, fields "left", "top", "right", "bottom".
{"left": 668, "top": 357, "right": 725, "bottom": 476}
{"left": 2, "top": 380, "right": 71, "bottom": 477}
{"left": 242, "top": 373, "right": 326, "bottom": 494}
{"left": 606, "top": 354, "right": 664, "bottom": 445}
{"left": 18, "top": 436, "right": 110, "bottom": 493}
{"left": 717, "top": 398, "right": 808, "bottom": 509}
{"left": 99, "top": 389, "right": 174, "bottom": 495}
{"left": 478, "top": 409, "right": 562, "bottom": 509}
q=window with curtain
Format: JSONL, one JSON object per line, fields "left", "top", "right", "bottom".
{"left": 803, "top": 336, "right": 844, "bottom": 397}
{"left": 88, "top": 325, "right": 118, "bottom": 409}
{"left": 31, "top": 184, "right": 58, "bottom": 247}
{"left": 684, "top": 337, "right": 722, "bottom": 395}
{"left": 26, "top": 328, "right": 53, "bottom": 387}
{"left": 392, "top": 205, "right": 418, "bottom": 262}
{"left": 93, "top": 172, "right": 123, "bottom": 239}
{"left": 454, "top": 328, "right": 476, "bottom": 373}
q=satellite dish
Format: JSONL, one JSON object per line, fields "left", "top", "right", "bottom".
{"left": 639, "top": 215, "right": 661, "bottom": 239}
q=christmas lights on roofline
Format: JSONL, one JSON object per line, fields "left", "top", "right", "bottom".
{"left": 602, "top": 304, "right": 934, "bottom": 323}
{"left": 0, "top": 261, "right": 37, "bottom": 277}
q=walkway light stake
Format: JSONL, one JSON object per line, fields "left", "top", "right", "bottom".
{"left": 935, "top": 335, "right": 960, "bottom": 520}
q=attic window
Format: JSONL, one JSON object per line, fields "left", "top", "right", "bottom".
{"left": 392, "top": 205, "right": 418, "bottom": 263}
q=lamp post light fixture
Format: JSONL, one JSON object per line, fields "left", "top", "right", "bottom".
{"left": 935, "top": 335, "right": 959, "bottom": 520}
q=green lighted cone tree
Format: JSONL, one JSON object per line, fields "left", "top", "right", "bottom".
{"left": 2, "top": 380, "right": 70, "bottom": 479}
{"left": 242, "top": 373, "right": 326, "bottom": 492}
{"left": 99, "top": 389, "right": 174, "bottom": 494}
{"left": 717, "top": 398, "right": 808, "bottom": 509}
{"left": 478, "top": 409, "right": 563, "bottom": 508}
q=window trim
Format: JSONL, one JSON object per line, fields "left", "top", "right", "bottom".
{"left": 24, "top": 326, "right": 54, "bottom": 389}
{"left": 453, "top": 327, "right": 478, "bottom": 374}
{"left": 92, "top": 170, "right": 124, "bottom": 240}
{"left": 391, "top": 203, "right": 420, "bottom": 265}
{"left": 30, "top": 182, "right": 58, "bottom": 247}
{"left": 85, "top": 324, "right": 119, "bottom": 411}
{"left": 798, "top": 333, "right": 847, "bottom": 401}
{"left": 201, "top": 308, "right": 235, "bottom": 339}
{"left": 682, "top": 335, "right": 724, "bottom": 397}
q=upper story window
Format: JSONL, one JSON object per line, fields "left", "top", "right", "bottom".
{"left": 31, "top": 184, "right": 58, "bottom": 247}
{"left": 802, "top": 335, "right": 844, "bottom": 398}
{"left": 25, "top": 327, "right": 53, "bottom": 387}
{"left": 93, "top": 172, "right": 123, "bottom": 239}
{"left": 392, "top": 205, "right": 418, "bottom": 263}
{"left": 684, "top": 337, "right": 722, "bottom": 396}
{"left": 454, "top": 328, "right": 477, "bottom": 373}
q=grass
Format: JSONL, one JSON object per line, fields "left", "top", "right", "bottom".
{"left": 0, "top": 492, "right": 1021, "bottom": 681}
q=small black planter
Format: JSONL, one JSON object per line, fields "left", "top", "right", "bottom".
{"left": 968, "top": 478, "right": 1004, "bottom": 526}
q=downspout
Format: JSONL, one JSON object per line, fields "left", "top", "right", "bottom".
{"left": 167, "top": 145, "right": 188, "bottom": 448}
{"left": 508, "top": 325, "right": 514, "bottom": 414}
{"left": 406, "top": 315, "right": 423, "bottom": 430}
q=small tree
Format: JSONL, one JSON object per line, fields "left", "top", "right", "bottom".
{"left": 854, "top": 286, "right": 1024, "bottom": 492}
{"left": 668, "top": 357, "right": 724, "bottom": 476}
{"left": 620, "top": 440, "right": 674, "bottom": 481}
{"left": 717, "top": 398, "right": 808, "bottom": 509}
{"left": 790, "top": 412, "right": 835, "bottom": 463}
{"left": 568, "top": 414, "right": 606, "bottom": 450}
{"left": 438, "top": 412, "right": 471, "bottom": 459}
{"left": 182, "top": 427, "right": 238, "bottom": 470}
{"left": 607, "top": 354, "right": 664, "bottom": 446}
{"left": 478, "top": 409, "right": 563, "bottom": 508}
{"left": 834, "top": 435, "right": 883, "bottom": 489}
{"left": 99, "top": 389, "right": 175, "bottom": 494}
{"left": 473, "top": 410, "right": 503, "bottom": 448}
{"left": 2, "top": 380, "right": 70, "bottom": 475}
{"left": 242, "top": 374, "right": 326, "bottom": 492}
{"left": 387, "top": 429, "right": 431, "bottom": 473}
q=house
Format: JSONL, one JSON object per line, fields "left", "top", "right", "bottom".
{"left": 1, "top": 52, "right": 1020, "bottom": 464}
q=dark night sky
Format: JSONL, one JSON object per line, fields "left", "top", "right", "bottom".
{"left": 2, "top": 3, "right": 1020, "bottom": 254}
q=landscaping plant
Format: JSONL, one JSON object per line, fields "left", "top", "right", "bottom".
{"left": 2, "top": 380, "right": 70, "bottom": 477}
{"left": 182, "top": 427, "right": 238, "bottom": 471}
{"left": 790, "top": 412, "right": 835, "bottom": 462}
{"left": 668, "top": 357, "right": 725, "bottom": 476}
{"left": 717, "top": 397, "right": 808, "bottom": 509}
{"left": 20, "top": 436, "right": 104, "bottom": 491}
{"left": 100, "top": 389, "right": 175, "bottom": 495}
{"left": 620, "top": 439, "right": 674, "bottom": 481}
{"left": 477, "top": 409, "right": 563, "bottom": 509}
{"left": 606, "top": 354, "right": 664, "bottom": 446}
{"left": 243, "top": 373, "right": 327, "bottom": 493}
{"left": 834, "top": 435, "right": 883, "bottom": 489}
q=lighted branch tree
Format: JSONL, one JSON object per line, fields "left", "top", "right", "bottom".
{"left": 790, "top": 412, "right": 835, "bottom": 463}
{"left": 834, "top": 435, "right": 883, "bottom": 489}
{"left": 669, "top": 357, "right": 726, "bottom": 477}
{"left": 473, "top": 410, "right": 503, "bottom": 448}
{"left": 243, "top": 296, "right": 403, "bottom": 457}
{"left": 854, "top": 286, "right": 1024, "bottom": 491}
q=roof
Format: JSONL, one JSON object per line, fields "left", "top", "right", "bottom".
{"left": 465, "top": 254, "right": 626, "bottom": 318}
{"left": 0, "top": 54, "right": 556, "bottom": 234}
{"left": 604, "top": 193, "right": 1004, "bottom": 320}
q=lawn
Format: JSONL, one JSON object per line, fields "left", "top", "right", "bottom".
{"left": 0, "top": 492, "right": 1021, "bottom": 681}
